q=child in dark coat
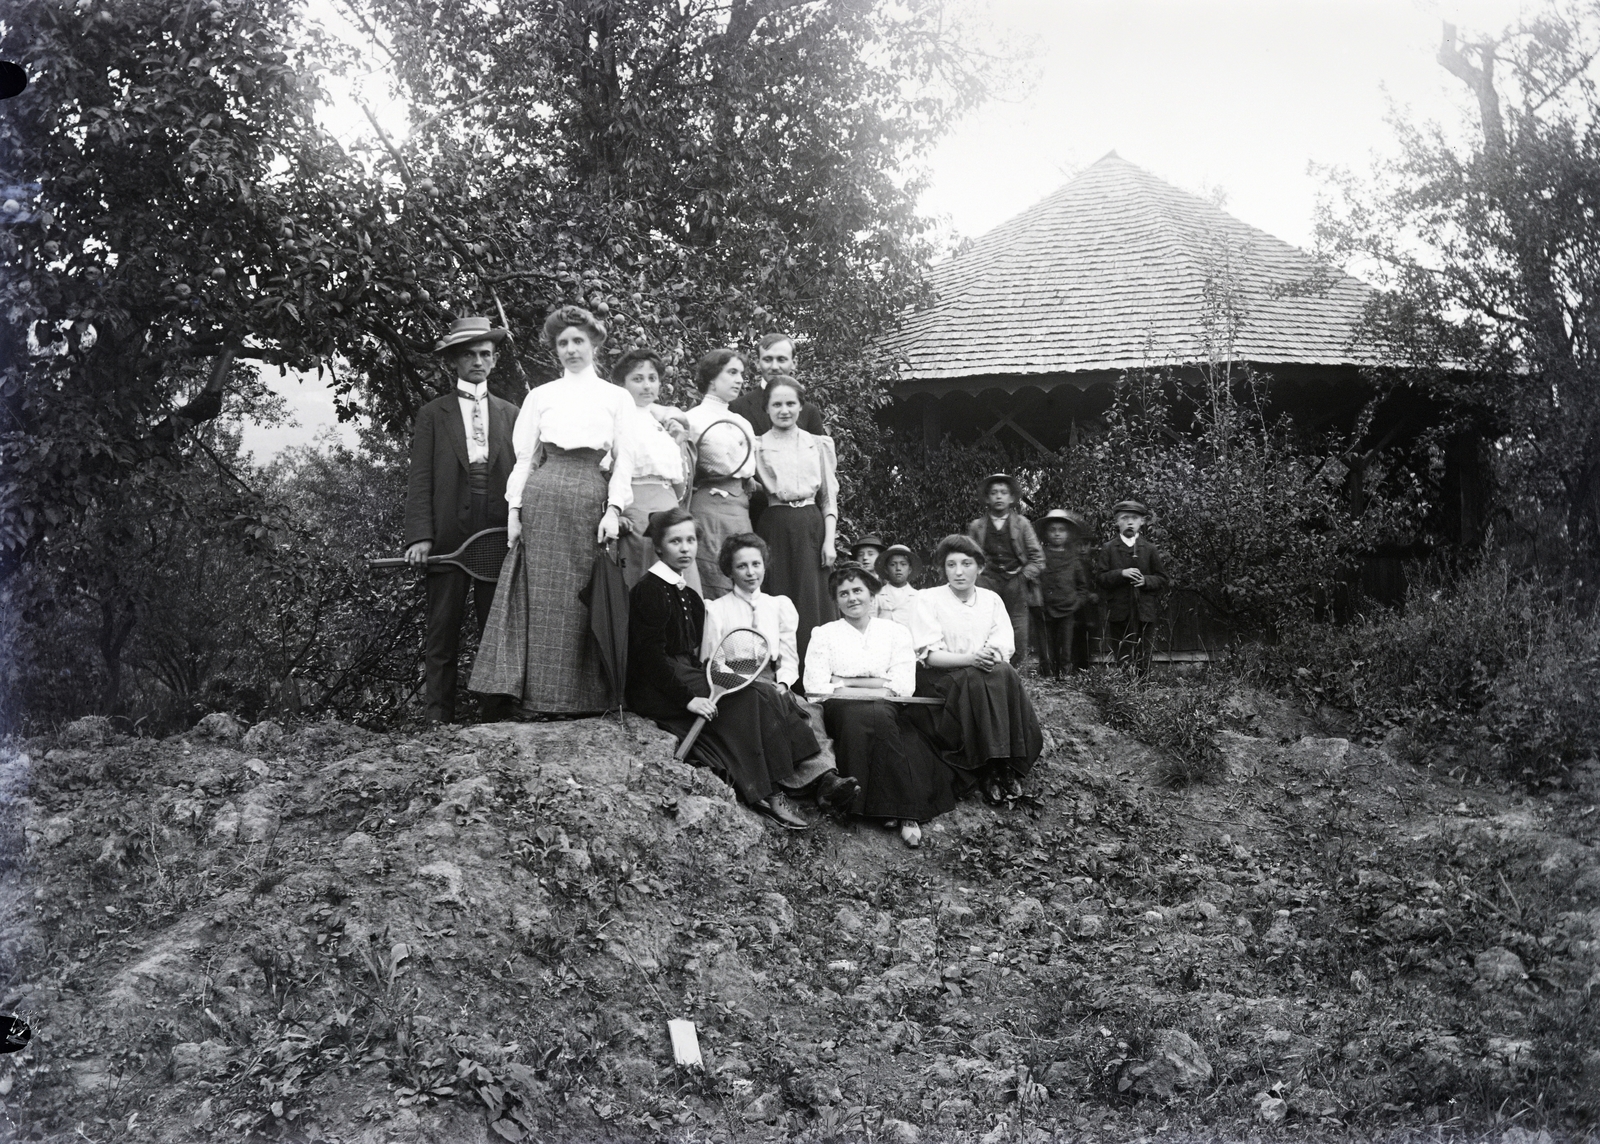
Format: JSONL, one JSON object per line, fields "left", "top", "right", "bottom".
{"left": 1031, "top": 509, "right": 1092, "bottom": 678}
{"left": 1094, "top": 500, "right": 1169, "bottom": 676}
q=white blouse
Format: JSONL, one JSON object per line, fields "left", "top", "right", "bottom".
{"left": 684, "top": 396, "right": 757, "bottom": 481}
{"left": 624, "top": 402, "right": 688, "bottom": 490}
{"left": 874, "top": 582, "right": 918, "bottom": 629}
{"left": 755, "top": 429, "right": 837, "bottom": 514}
{"left": 908, "top": 584, "right": 1014, "bottom": 661}
{"left": 506, "top": 366, "right": 635, "bottom": 510}
{"left": 803, "top": 617, "right": 916, "bottom": 698}
{"left": 700, "top": 588, "right": 800, "bottom": 687}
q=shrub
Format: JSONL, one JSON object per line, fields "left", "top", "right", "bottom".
{"left": 1082, "top": 670, "right": 1225, "bottom": 788}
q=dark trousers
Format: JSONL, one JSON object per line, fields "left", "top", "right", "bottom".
{"left": 1108, "top": 615, "right": 1155, "bottom": 677}
{"left": 978, "top": 569, "right": 1030, "bottom": 668}
{"left": 423, "top": 486, "right": 499, "bottom": 722}
{"left": 1030, "top": 609, "right": 1076, "bottom": 678}
{"left": 1071, "top": 606, "right": 1094, "bottom": 670}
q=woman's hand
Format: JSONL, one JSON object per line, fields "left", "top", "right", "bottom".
{"left": 507, "top": 515, "right": 522, "bottom": 547}
{"left": 687, "top": 696, "right": 717, "bottom": 720}
{"left": 597, "top": 506, "right": 621, "bottom": 544}
{"left": 974, "top": 645, "right": 1001, "bottom": 671}
{"left": 821, "top": 539, "right": 837, "bottom": 568}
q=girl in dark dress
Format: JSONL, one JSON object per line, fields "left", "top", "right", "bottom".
{"left": 803, "top": 564, "right": 956, "bottom": 848}
{"left": 624, "top": 508, "right": 818, "bottom": 829}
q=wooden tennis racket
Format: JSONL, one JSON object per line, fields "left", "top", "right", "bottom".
{"left": 368, "top": 527, "right": 509, "bottom": 583}
{"left": 690, "top": 417, "right": 754, "bottom": 486}
{"left": 674, "top": 626, "right": 771, "bottom": 761}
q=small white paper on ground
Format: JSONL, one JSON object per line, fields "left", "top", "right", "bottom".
{"left": 668, "top": 1018, "right": 702, "bottom": 1067}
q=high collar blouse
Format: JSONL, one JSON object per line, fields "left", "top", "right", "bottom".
{"left": 684, "top": 396, "right": 757, "bottom": 481}
{"left": 506, "top": 365, "right": 636, "bottom": 510}
{"left": 802, "top": 616, "right": 916, "bottom": 698}
{"left": 700, "top": 587, "right": 799, "bottom": 687}
{"left": 754, "top": 427, "right": 837, "bottom": 513}
{"left": 907, "top": 584, "right": 1014, "bottom": 661}
{"left": 624, "top": 401, "right": 689, "bottom": 489}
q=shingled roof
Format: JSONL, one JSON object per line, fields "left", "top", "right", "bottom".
{"left": 890, "top": 152, "right": 1376, "bottom": 386}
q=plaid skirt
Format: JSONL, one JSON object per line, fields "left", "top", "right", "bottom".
{"left": 469, "top": 447, "right": 612, "bottom": 714}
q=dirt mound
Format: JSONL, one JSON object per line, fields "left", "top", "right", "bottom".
{"left": 0, "top": 688, "right": 1597, "bottom": 1142}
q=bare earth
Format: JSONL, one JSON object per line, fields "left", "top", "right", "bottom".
{"left": 0, "top": 679, "right": 1597, "bottom": 1143}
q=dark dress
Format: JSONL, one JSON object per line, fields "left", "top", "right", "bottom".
{"left": 626, "top": 570, "right": 820, "bottom": 803}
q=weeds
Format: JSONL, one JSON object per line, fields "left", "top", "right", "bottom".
{"left": 1082, "top": 670, "right": 1225, "bottom": 787}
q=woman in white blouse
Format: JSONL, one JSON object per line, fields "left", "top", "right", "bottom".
{"left": 754, "top": 376, "right": 837, "bottom": 673}
{"left": 611, "top": 347, "right": 700, "bottom": 593}
{"left": 703, "top": 533, "right": 860, "bottom": 814}
{"left": 684, "top": 349, "right": 758, "bottom": 598}
{"left": 907, "top": 534, "right": 1043, "bottom": 803}
{"left": 470, "top": 305, "right": 634, "bottom": 716}
{"left": 805, "top": 563, "right": 957, "bottom": 847}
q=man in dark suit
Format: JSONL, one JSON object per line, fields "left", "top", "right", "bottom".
{"left": 403, "top": 316, "right": 520, "bottom": 724}
{"left": 729, "top": 332, "right": 827, "bottom": 436}
{"left": 1094, "top": 500, "right": 1170, "bottom": 676}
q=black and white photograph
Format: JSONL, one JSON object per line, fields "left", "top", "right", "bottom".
{"left": 1, "top": 0, "right": 1599, "bottom": 1139}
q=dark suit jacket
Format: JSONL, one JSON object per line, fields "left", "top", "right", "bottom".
{"left": 730, "top": 382, "right": 826, "bottom": 436}
{"left": 403, "top": 389, "right": 519, "bottom": 554}
{"left": 1095, "top": 537, "right": 1169, "bottom": 624}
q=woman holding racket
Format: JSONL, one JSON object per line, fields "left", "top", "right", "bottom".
{"left": 753, "top": 375, "right": 837, "bottom": 672}
{"left": 803, "top": 563, "right": 957, "bottom": 848}
{"left": 470, "top": 305, "right": 635, "bottom": 717}
{"left": 611, "top": 346, "right": 700, "bottom": 594}
{"left": 625, "top": 509, "right": 820, "bottom": 829}
{"left": 906, "top": 534, "right": 1044, "bottom": 804}
{"left": 683, "top": 349, "right": 758, "bottom": 599}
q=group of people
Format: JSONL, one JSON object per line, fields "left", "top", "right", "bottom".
{"left": 402, "top": 307, "right": 1167, "bottom": 844}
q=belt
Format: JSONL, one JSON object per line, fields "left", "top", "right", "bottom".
{"left": 773, "top": 496, "right": 816, "bottom": 509}
{"left": 544, "top": 444, "right": 606, "bottom": 462}
{"left": 698, "top": 477, "right": 745, "bottom": 498}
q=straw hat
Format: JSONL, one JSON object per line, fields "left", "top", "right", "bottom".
{"left": 1036, "top": 508, "right": 1086, "bottom": 533}
{"left": 875, "top": 544, "right": 924, "bottom": 582}
{"left": 435, "top": 316, "right": 510, "bottom": 353}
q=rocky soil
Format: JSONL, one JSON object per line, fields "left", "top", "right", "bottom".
{"left": 0, "top": 680, "right": 1598, "bottom": 1143}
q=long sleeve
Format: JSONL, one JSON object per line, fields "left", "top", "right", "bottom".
{"left": 982, "top": 589, "right": 1015, "bottom": 659}
{"left": 506, "top": 389, "right": 543, "bottom": 509}
{"left": 775, "top": 595, "right": 800, "bottom": 686}
{"left": 403, "top": 404, "right": 435, "bottom": 547}
{"left": 1096, "top": 542, "right": 1125, "bottom": 589}
{"left": 605, "top": 400, "right": 634, "bottom": 511}
{"left": 1018, "top": 517, "right": 1045, "bottom": 582}
{"left": 629, "top": 579, "right": 698, "bottom": 710}
{"left": 802, "top": 623, "right": 837, "bottom": 697}
{"left": 908, "top": 592, "right": 947, "bottom": 660}
{"left": 1143, "top": 542, "right": 1170, "bottom": 592}
{"left": 883, "top": 621, "right": 916, "bottom": 697}
{"left": 817, "top": 434, "right": 838, "bottom": 520}
{"left": 699, "top": 594, "right": 726, "bottom": 666}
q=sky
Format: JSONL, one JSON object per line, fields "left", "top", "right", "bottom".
{"left": 240, "top": 0, "right": 1532, "bottom": 459}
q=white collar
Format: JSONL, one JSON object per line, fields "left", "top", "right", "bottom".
{"left": 699, "top": 394, "right": 731, "bottom": 411}
{"left": 456, "top": 381, "right": 488, "bottom": 399}
{"left": 731, "top": 586, "right": 761, "bottom": 607}
{"left": 988, "top": 512, "right": 1010, "bottom": 528}
{"left": 946, "top": 584, "right": 979, "bottom": 607}
{"left": 648, "top": 561, "right": 686, "bottom": 587}
{"left": 562, "top": 365, "right": 601, "bottom": 384}
{"left": 1119, "top": 533, "right": 1139, "bottom": 547}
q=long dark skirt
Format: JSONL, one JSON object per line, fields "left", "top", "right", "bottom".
{"left": 643, "top": 658, "right": 820, "bottom": 804}
{"left": 822, "top": 699, "right": 956, "bottom": 823}
{"left": 691, "top": 479, "right": 749, "bottom": 600}
{"left": 757, "top": 502, "right": 834, "bottom": 670}
{"left": 909, "top": 663, "right": 1043, "bottom": 787}
{"left": 470, "top": 447, "right": 611, "bottom": 715}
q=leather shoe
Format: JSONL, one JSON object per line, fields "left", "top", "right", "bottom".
{"left": 814, "top": 771, "right": 860, "bottom": 812}
{"left": 755, "top": 791, "right": 810, "bottom": 830}
{"left": 900, "top": 821, "right": 922, "bottom": 848}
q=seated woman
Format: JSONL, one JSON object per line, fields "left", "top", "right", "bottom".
{"left": 907, "top": 534, "right": 1044, "bottom": 803}
{"left": 623, "top": 508, "right": 819, "bottom": 829}
{"left": 804, "top": 563, "right": 957, "bottom": 848}
{"left": 704, "top": 533, "right": 860, "bottom": 813}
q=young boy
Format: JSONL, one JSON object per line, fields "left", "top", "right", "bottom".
{"left": 873, "top": 544, "right": 921, "bottom": 628}
{"left": 848, "top": 534, "right": 886, "bottom": 570}
{"left": 965, "top": 473, "right": 1044, "bottom": 668}
{"left": 1094, "top": 500, "right": 1169, "bottom": 676}
{"left": 1030, "top": 509, "right": 1091, "bottom": 678}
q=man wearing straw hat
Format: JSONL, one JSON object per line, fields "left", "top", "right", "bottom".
{"left": 403, "top": 317, "right": 520, "bottom": 724}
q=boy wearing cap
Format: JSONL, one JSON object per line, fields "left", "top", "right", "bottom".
{"left": 849, "top": 534, "right": 886, "bottom": 570}
{"left": 1032, "top": 509, "right": 1092, "bottom": 678}
{"left": 404, "top": 317, "right": 520, "bottom": 724}
{"left": 966, "top": 474, "right": 1044, "bottom": 668}
{"left": 874, "top": 544, "right": 921, "bottom": 628}
{"left": 1094, "top": 500, "right": 1169, "bottom": 676}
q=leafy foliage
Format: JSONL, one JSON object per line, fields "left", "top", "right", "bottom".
{"left": 1081, "top": 671, "right": 1225, "bottom": 788}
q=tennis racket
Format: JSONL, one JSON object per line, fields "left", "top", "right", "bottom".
{"left": 368, "top": 527, "right": 509, "bottom": 583}
{"left": 674, "top": 626, "right": 771, "bottom": 761}
{"left": 690, "top": 417, "right": 754, "bottom": 485}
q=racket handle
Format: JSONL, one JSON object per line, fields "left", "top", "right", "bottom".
{"left": 675, "top": 716, "right": 709, "bottom": 761}
{"left": 367, "top": 557, "right": 415, "bottom": 570}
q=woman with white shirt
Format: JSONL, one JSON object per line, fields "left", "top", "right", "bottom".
{"left": 804, "top": 563, "right": 956, "bottom": 848}
{"left": 611, "top": 347, "right": 700, "bottom": 593}
{"left": 907, "top": 534, "right": 1043, "bottom": 803}
{"left": 470, "top": 305, "right": 635, "bottom": 716}
{"left": 754, "top": 376, "right": 837, "bottom": 672}
{"left": 703, "top": 533, "right": 860, "bottom": 813}
{"left": 684, "top": 349, "right": 758, "bottom": 598}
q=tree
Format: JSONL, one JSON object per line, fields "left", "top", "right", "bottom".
{"left": 1317, "top": 0, "right": 1600, "bottom": 568}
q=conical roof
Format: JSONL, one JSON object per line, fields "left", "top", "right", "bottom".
{"left": 891, "top": 152, "right": 1375, "bottom": 383}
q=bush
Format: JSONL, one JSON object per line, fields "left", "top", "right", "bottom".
{"left": 1239, "top": 559, "right": 1600, "bottom": 783}
{"left": 1082, "top": 670, "right": 1225, "bottom": 788}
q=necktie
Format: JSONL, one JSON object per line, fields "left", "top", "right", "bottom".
{"left": 470, "top": 392, "right": 487, "bottom": 452}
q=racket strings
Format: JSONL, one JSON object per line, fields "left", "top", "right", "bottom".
{"left": 708, "top": 630, "right": 770, "bottom": 691}
{"left": 460, "top": 533, "right": 510, "bottom": 580}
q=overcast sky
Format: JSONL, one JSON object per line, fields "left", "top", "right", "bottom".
{"left": 241, "top": 0, "right": 1530, "bottom": 459}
